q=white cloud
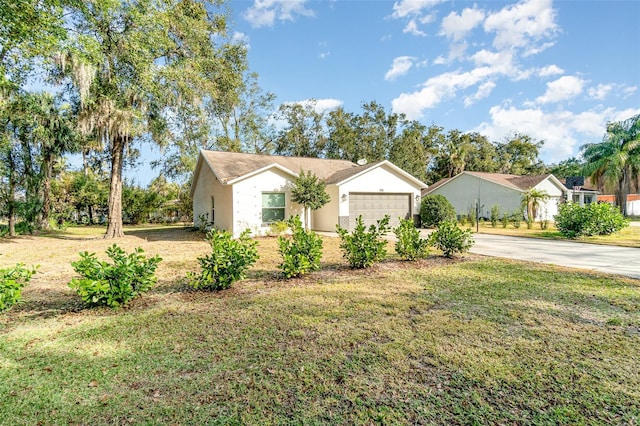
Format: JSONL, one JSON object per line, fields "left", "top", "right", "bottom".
{"left": 623, "top": 86, "right": 638, "bottom": 98}
{"left": 243, "top": 0, "right": 314, "bottom": 28}
{"left": 535, "top": 75, "right": 585, "bottom": 104}
{"left": 484, "top": 0, "right": 558, "bottom": 51}
{"left": 440, "top": 7, "right": 485, "bottom": 41}
{"left": 403, "top": 19, "right": 426, "bottom": 36}
{"left": 392, "top": 67, "right": 497, "bottom": 118}
{"left": 537, "top": 64, "right": 564, "bottom": 77}
{"left": 231, "top": 32, "right": 251, "bottom": 51}
{"left": 473, "top": 105, "right": 640, "bottom": 163}
{"left": 287, "top": 98, "right": 343, "bottom": 113}
{"left": 391, "top": 0, "right": 442, "bottom": 36}
{"left": 464, "top": 81, "right": 496, "bottom": 107}
{"left": 385, "top": 56, "right": 417, "bottom": 81}
{"left": 588, "top": 83, "right": 613, "bottom": 100}
{"left": 391, "top": 0, "right": 445, "bottom": 19}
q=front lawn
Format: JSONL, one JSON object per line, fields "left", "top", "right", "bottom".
{"left": 1, "top": 226, "right": 639, "bottom": 424}
{"left": 473, "top": 221, "right": 640, "bottom": 248}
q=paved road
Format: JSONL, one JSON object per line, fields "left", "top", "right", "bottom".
{"left": 470, "top": 233, "right": 640, "bottom": 280}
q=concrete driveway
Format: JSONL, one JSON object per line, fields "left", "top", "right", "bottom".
{"left": 470, "top": 233, "right": 640, "bottom": 280}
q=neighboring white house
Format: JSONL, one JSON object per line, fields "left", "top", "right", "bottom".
{"left": 598, "top": 194, "right": 640, "bottom": 216}
{"left": 191, "top": 150, "right": 427, "bottom": 236}
{"left": 422, "top": 171, "right": 569, "bottom": 221}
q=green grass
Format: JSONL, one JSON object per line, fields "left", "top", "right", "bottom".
{"left": 1, "top": 225, "right": 639, "bottom": 424}
{"left": 474, "top": 221, "right": 640, "bottom": 248}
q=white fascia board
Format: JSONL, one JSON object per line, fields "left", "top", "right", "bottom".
{"left": 226, "top": 163, "right": 298, "bottom": 185}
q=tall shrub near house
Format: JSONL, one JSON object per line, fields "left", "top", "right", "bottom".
{"left": 278, "top": 215, "right": 323, "bottom": 278}
{"left": 336, "top": 215, "right": 390, "bottom": 268}
{"left": 420, "top": 195, "right": 456, "bottom": 228}
{"left": 188, "top": 229, "right": 258, "bottom": 290}
{"left": 290, "top": 170, "right": 330, "bottom": 230}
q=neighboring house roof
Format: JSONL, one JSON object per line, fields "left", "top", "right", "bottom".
{"left": 191, "top": 150, "right": 428, "bottom": 196}
{"left": 560, "top": 178, "right": 599, "bottom": 192}
{"left": 598, "top": 194, "right": 640, "bottom": 202}
{"left": 423, "top": 171, "right": 558, "bottom": 195}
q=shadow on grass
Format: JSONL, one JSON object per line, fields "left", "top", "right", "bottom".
{"left": 124, "top": 225, "right": 204, "bottom": 242}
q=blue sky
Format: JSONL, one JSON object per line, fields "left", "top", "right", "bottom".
{"left": 115, "top": 0, "right": 639, "bottom": 186}
{"left": 229, "top": 0, "right": 639, "bottom": 163}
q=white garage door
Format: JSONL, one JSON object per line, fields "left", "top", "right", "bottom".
{"left": 349, "top": 193, "right": 411, "bottom": 230}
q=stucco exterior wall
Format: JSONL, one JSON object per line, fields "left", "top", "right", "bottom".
{"left": 532, "top": 180, "right": 564, "bottom": 221}
{"left": 429, "top": 174, "right": 521, "bottom": 218}
{"left": 313, "top": 185, "right": 340, "bottom": 232}
{"left": 337, "top": 166, "right": 422, "bottom": 218}
{"left": 192, "top": 165, "right": 232, "bottom": 230}
{"left": 232, "top": 169, "right": 303, "bottom": 237}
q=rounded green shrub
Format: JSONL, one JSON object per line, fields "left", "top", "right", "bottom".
{"left": 420, "top": 195, "right": 456, "bottom": 228}
{"left": 1, "top": 263, "right": 38, "bottom": 312}
{"left": 188, "top": 229, "right": 258, "bottom": 290}
{"left": 278, "top": 215, "right": 323, "bottom": 278}
{"left": 69, "top": 244, "right": 162, "bottom": 308}
{"left": 555, "top": 202, "right": 628, "bottom": 238}
{"left": 428, "top": 221, "right": 474, "bottom": 258}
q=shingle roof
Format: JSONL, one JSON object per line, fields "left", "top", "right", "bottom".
{"left": 464, "top": 171, "right": 551, "bottom": 191}
{"left": 423, "top": 171, "right": 554, "bottom": 195}
{"left": 200, "top": 150, "right": 358, "bottom": 183}
{"left": 324, "top": 160, "right": 385, "bottom": 184}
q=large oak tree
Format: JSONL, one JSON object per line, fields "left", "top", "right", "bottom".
{"left": 58, "top": 0, "right": 247, "bottom": 237}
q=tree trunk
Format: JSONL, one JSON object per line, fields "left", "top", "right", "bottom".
{"left": 8, "top": 182, "right": 16, "bottom": 237}
{"left": 616, "top": 168, "right": 630, "bottom": 216}
{"left": 40, "top": 152, "right": 54, "bottom": 230}
{"left": 104, "top": 137, "right": 125, "bottom": 238}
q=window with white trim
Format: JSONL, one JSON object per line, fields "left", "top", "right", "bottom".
{"left": 262, "top": 192, "right": 285, "bottom": 223}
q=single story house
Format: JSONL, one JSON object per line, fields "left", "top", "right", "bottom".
{"left": 191, "top": 150, "right": 427, "bottom": 237}
{"left": 422, "top": 171, "right": 571, "bottom": 221}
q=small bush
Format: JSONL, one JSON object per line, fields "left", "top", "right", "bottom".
{"left": 269, "top": 220, "right": 290, "bottom": 237}
{"left": 490, "top": 205, "right": 500, "bottom": 228}
{"left": 0, "top": 263, "right": 38, "bottom": 311}
{"left": 393, "top": 218, "right": 429, "bottom": 260}
{"left": 278, "top": 215, "right": 323, "bottom": 278}
{"left": 468, "top": 207, "right": 476, "bottom": 227}
{"left": 336, "top": 215, "right": 390, "bottom": 269}
{"left": 555, "top": 202, "right": 628, "bottom": 238}
{"left": 510, "top": 209, "right": 523, "bottom": 228}
{"left": 188, "top": 229, "right": 258, "bottom": 290}
{"left": 420, "top": 195, "right": 456, "bottom": 228}
{"left": 428, "top": 221, "right": 474, "bottom": 258}
{"left": 500, "top": 213, "right": 509, "bottom": 228}
{"left": 69, "top": 245, "right": 162, "bottom": 308}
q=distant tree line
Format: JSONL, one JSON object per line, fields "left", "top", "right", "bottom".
{"left": 2, "top": 1, "right": 638, "bottom": 237}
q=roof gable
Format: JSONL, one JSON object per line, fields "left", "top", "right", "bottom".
{"left": 423, "top": 171, "right": 564, "bottom": 195}
{"left": 325, "top": 160, "right": 427, "bottom": 188}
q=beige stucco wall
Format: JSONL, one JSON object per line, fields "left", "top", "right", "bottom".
{"left": 337, "top": 165, "right": 423, "bottom": 217}
{"left": 192, "top": 165, "right": 233, "bottom": 230}
{"left": 313, "top": 185, "right": 340, "bottom": 232}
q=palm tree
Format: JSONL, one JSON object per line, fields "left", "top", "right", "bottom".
{"left": 521, "top": 188, "right": 549, "bottom": 222}
{"left": 582, "top": 114, "right": 640, "bottom": 216}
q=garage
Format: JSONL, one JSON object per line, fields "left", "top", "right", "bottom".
{"left": 348, "top": 193, "right": 412, "bottom": 230}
